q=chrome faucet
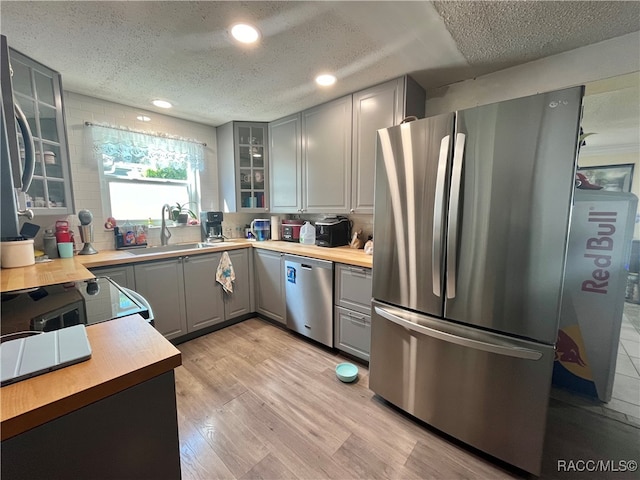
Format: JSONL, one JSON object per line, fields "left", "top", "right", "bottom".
{"left": 160, "top": 204, "right": 172, "bottom": 246}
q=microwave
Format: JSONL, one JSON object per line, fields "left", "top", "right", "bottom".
{"left": 1, "top": 277, "right": 152, "bottom": 336}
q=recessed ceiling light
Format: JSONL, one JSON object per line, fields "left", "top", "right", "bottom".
{"left": 137, "top": 115, "right": 151, "bottom": 122}
{"left": 152, "top": 99, "right": 172, "bottom": 109}
{"left": 315, "top": 74, "right": 336, "bottom": 87}
{"left": 230, "top": 23, "right": 260, "bottom": 44}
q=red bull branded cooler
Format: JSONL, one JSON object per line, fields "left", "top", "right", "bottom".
{"left": 553, "top": 189, "right": 638, "bottom": 401}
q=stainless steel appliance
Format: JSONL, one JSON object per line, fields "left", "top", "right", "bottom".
{"left": 284, "top": 254, "right": 333, "bottom": 347}
{"left": 200, "top": 211, "right": 224, "bottom": 242}
{"left": 369, "top": 86, "right": 584, "bottom": 475}
{"left": 281, "top": 219, "right": 303, "bottom": 242}
{"left": 1, "top": 277, "right": 153, "bottom": 335}
{"left": 315, "top": 216, "right": 351, "bottom": 247}
{"left": 1, "top": 34, "right": 36, "bottom": 241}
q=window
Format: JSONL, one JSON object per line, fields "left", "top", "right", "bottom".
{"left": 89, "top": 124, "right": 204, "bottom": 221}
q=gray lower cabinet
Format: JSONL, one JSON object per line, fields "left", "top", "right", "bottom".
{"left": 134, "top": 249, "right": 252, "bottom": 340}
{"left": 134, "top": 258, "right": 187, "bottom": 340}
{"left": 334, "top": 263, "right": 373, "bottom": 361}
{"left": 334, "top": 306, "right": 371, "bottom": 361}
{"left": 223, "top": 249, "right": 252, "bottom": 320}
{"left": 253, "top": 248, "right": 285, "bottom": 324}
{"left": 89, "top": 265, "right": 135, "bottom": 290}
{"left": 182, "top": 253, "right": 225, "bottom": 332}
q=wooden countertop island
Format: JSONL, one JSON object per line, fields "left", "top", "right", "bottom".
{"left": 1, "top": 315, "right": 183, "bottom": 479}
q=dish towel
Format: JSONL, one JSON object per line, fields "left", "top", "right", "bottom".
{"left": 216, "top": 251, "right": 236, "bottom": 293}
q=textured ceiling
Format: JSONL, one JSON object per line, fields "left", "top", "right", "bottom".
{"left": 1, "top": 1, "right": 639, "bottom": 127}
{"left": 432, "top": 1, "right": 640, "bottom": 77}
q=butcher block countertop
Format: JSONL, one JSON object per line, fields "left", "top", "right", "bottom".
{"left": 1, "top": 240, "right": 372, "bottom": 293}
{"left": 252, "top": 241, "right": 373, "bottom": 268}
{"left": 0, "top": 314, "right": 182, "bottom": 441}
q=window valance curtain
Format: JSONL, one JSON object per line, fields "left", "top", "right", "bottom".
{"left": 88, "top": 123, "right": 205, "bottom": 179}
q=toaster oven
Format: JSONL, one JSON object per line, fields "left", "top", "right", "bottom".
{"left": 315, "top": 217, "right": 351, "bottom": 247}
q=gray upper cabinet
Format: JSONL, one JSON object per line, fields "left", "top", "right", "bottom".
{"left": 9, "top": 48, "right": 74, "bottom": 215}
{"left": 218, "top": 121, "right": 269, "bottom": 213}
{"left": 267, "top": 76, "right": 424, "bottom": 214}
{"left": 183, "top": 252, "right": 225, "bottom": 332}
{"left": 302, "top": 95, "right": 353, "bottom": 214}
{"left": 253, "top": 248, "right": 285, "bottom": 324}
{"left": 268, "top": 113, "right": 302, "bottom": 213}
{"left": 351, "top": 77, "right": 426, "bottom": 214}
{"left": 223, "top": 249, "right": 253, "bottom": 320}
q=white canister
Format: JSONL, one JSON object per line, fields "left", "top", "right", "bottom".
{"left": 270, "top": 215, "right": 281, "bottom": 241}
{"left": 1, "top": 239, "right": 35, "bottom": 268}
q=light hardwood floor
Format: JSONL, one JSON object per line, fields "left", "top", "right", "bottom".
{"left": 175, "top": 318, "right": 640, "bottom": 480}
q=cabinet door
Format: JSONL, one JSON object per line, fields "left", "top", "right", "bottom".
{"left": 302, "top": 96, "right": 352, "bottom": 213}
{"left": 269, "top": 113, "right": 302, "bottom": 213}
{"left": 253, "top": 249, "right": 285, "bottom": 324}
{"left": 183, "top": 253, "right": 225, "bottom": 331}
{"left": 217, "top": 121, "right": 269, "bottom": 213}
{"left": 223, "top": 249, "right": 252, "bottom": 320}
{"left": 134, "top": 259, "right": 187, "bottom": 340}
{"left": 335, "top": 306, "right": 371, "bottom": 361}
{"left": 9, "top": 48, "right": 74, "bottom": 215}
{"left": 352, "top": 79, "right": 404, "bottom": 214}
{"left": 236, "top": 122, "right": 269, "bottom": 212}
{"left": 335, "top": 263, "right": 372, "bottom": 315}
{"left": 89, "top": 265, "right": 136, "bottom": 290}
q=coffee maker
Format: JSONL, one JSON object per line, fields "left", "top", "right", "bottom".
{"left": 201, "top": 211, "right": 224, "bottom": 242}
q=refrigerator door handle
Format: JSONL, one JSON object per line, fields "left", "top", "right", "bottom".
{"left": 432, "top": 135, "right": 450, "bottom": 297}
{"left": 15, "top": 103, "right": 35, "bottom": 192}
{"left": 446, "top": 133, "right": 466, "bottom": 299}
{"left": 374, "top": 305, "right": 543, "bottom": 360}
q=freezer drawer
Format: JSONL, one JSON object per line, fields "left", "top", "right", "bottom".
{"left": 284, "top": 255, "right": 334, "bottom": 347}
{"left": 334, "top": 306, "right": 370, "bottom": 361}
{"left": 369, "top": 300, "right": 554, "bottom": 475}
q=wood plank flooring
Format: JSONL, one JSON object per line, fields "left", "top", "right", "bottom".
{"left": 175, "top": 318, "right": 640, "bottom": 479}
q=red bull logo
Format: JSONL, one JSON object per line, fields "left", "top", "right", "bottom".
{"left": 556, "top": 329, "right": 587, "bottom": 367}
{"left": 581, "top": 210, "right": 617, "bottom": 295}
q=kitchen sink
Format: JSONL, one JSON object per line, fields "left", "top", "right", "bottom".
{"left": 126, "top": 242, "right": 229, "bottom": 255}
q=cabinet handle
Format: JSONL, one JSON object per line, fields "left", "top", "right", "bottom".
{"left": 347, "top": 313, "right": 367, "bottom": 326}
{"left": 348, "top": 266, "right": 369, "bottom": 276}
{"left": 265, "top": 208, "right": 269, "bottom": 212}
{"left": 184, "top": 256, "right": 189, "bottom": 262}
{"left": 350, "top": 209, "right": 354, "bottom": 213}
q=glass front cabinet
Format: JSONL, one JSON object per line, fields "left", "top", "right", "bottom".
{"left": 217, "top": 121, "right": 269, "bottom": 212}
{"left": 9, "top": 48, "right": 74, "bottom": 214}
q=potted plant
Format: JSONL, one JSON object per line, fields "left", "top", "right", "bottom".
{"left": 170, "top": 202, "right": 197, "bottom": 225}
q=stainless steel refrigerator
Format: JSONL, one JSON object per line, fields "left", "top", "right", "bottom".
{"left": 369, "top": 86, "right": 584, "bottom": 475}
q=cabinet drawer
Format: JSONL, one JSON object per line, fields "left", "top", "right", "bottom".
{"left": 90, "top": 265, "right": 135, "bottom": 290}
{"left": 335, "top": 263, "right": 372, "bottom": 315}
{"left": 334, "top": 306, "right": 370, "bottom": 362}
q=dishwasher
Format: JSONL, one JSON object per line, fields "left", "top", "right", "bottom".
{"left": 284, "top": 254, "right": 334, "bottom": 347}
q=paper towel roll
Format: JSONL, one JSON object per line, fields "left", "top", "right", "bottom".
{"left": 270, "top": 215, "right": 281, "bottom": 241}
